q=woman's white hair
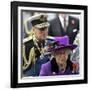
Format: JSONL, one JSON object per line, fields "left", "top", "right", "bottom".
{"left": 52, "top": 48, "right": 72, "bottom": 56}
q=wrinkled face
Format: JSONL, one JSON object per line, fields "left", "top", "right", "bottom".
{"left": 54, "top": 48, "right": 71, "bottom": 65}
{"left": 33, "top": 27, "right": 48, "bottom": 41}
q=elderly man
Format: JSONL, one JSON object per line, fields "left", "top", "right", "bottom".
{"left": 22, "top": 14, "right": 51, "bottom": 76}
{"left": 39, "top": 36, "right": 79, "bottom": 76}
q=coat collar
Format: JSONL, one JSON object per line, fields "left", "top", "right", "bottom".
{"left": 51, "top": 58, "right": 73, "bottom": 73}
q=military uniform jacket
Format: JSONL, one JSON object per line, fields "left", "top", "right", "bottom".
{"left": 23, "top": 37, "right": 49, "bottom": 76}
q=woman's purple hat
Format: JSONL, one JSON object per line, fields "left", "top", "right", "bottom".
{"left": 47, "top": 35, "right": 77, "bottom": 52}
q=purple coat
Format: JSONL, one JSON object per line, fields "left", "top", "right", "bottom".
{"left": 39, "top": 58, "right": 79, "bottom": 76}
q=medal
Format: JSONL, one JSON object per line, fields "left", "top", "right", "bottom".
{"left": 40, "top": 54, "right": 44, "bottom": 59}
{"left": 40, "top": 48, "right": 45, "bottom": 59}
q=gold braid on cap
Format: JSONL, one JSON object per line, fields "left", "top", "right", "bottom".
{"left": 22, "top": 45, "right": 36, "bottom": 70}
{"left": 40, "top": 15, "right": 47, "bottom": 22}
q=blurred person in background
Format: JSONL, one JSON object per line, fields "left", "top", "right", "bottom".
{"left": 48, "top": 13, "right": 79, "bottom": 44}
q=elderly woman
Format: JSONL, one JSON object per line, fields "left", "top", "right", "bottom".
{"left": 39, "top": 36, "right": 79, "bottom": 76}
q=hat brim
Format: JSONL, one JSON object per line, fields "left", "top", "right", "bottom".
{"left": 48, "top": 44, "right": 77, "bottom": 52}
{"left": 34, "top": 22, "right": 50, "bottom": 29}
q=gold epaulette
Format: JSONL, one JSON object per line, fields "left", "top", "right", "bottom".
{"left": 23, "top": 36, "right": 33, "bottom": 43}
{"left": 23, "top": 36, "right": 54, "bottom": 43}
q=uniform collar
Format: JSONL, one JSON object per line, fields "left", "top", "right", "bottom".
{"left": 33, "top": 35, "right": 46, "bottom": 47}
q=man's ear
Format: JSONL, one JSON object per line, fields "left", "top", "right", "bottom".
{"left": 32, "top": 27, "right": 36, "bottom": 34}
{"left": 32, "top": 27, "right": 35, "bottom": 31}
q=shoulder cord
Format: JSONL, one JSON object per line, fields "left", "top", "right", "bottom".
{"left": 22, "top": 45, "right": 35, "bottom": 70}
{"left": 33, "top": 35, "right": 45, "bottom": 56}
